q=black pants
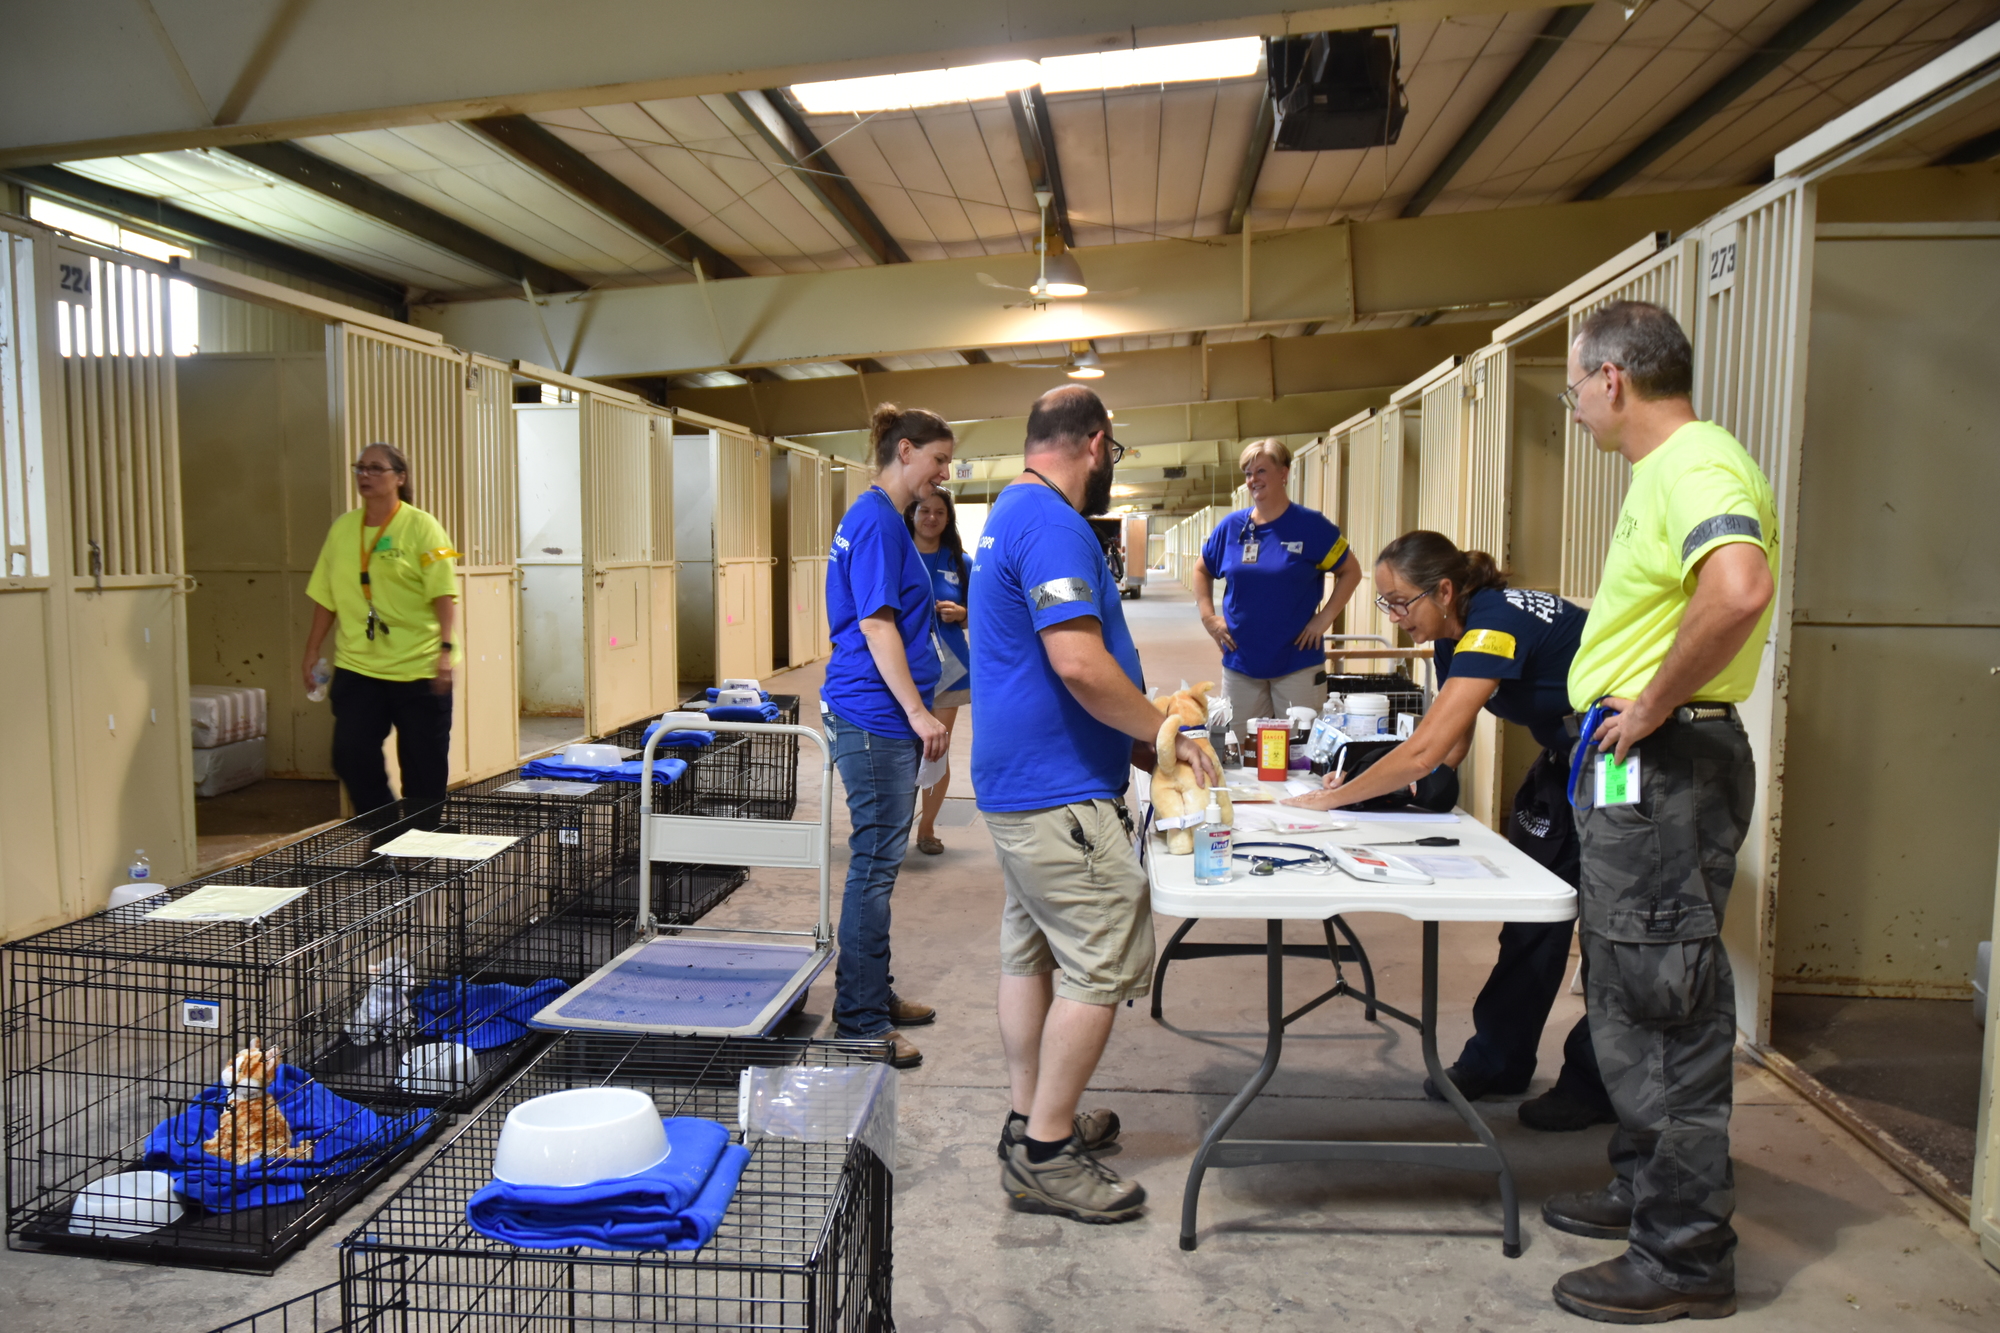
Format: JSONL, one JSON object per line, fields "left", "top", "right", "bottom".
{"left": 1453, "top": 747, "right": 1609, "bottom": 1109}
{"left": 329, "top": 668, "right": 452, "bottom": 819}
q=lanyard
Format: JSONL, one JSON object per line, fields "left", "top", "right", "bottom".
{"left": 358, "top": 500, "right": 400, "bottom": 640}
{"left": 1240, "top": 514, "right": 1263, "bottom": 564}
{"left": 1566, "top": 696, "right": 1614, "bottom": 807}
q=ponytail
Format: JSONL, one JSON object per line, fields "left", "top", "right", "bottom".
{"left": 1375, "top": 530, "right": 1507, "bottom": 619}
{"left": 869, "top": 402, "right": 952, "bottom": 472}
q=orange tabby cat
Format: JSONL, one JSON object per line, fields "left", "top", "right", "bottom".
{"left": 201, "top": 1038, "right": 315, "bottom": 1165}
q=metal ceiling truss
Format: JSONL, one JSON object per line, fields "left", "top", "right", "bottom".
{"left": 221, "top": 140, "right": 590, "bottom": 292}
{"left": 728, "top": 90, "right": 910, "bottom": 266}
{"left": 5, "top": 161, "right": 409, "bottom": 312}
{"left": 1007, "top": 86, "right": 1075, "bottom": 251}
{"left": 468, "top": 114, "right": 749, "bottom": 279}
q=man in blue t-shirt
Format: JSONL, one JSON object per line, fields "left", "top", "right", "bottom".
{"left": 971, "top": 386, "right": 1215, "bottom": 1226}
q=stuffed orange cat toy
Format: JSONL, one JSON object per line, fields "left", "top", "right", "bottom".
{"left": 1151, "top": 681, "right": 1231, "bottom": 855}
{"left": 202, "top": 1038, "right": 315, "bottom": 1166}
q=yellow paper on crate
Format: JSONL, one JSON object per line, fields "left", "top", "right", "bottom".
{"left": 146, "top": 885, "right": 310, "bottom": 921}
{"left": 373, "top": 830, "right": 520, "bottom": 860}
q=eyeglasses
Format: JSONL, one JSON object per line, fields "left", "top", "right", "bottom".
{"left": 1373, "top": 587, "right": 1436, "bottom": 620}
{"left": 1559, "top": 363, "right": 1616, "bottom": 412}
{"left": 351, "top": 463, "right": 400, "bottom": 476}
{"left": 1102, "top": 433, "right": 1126, "bottom": 466}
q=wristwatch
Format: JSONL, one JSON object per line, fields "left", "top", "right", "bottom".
{"left": 439, "top": 640, "right": 454, "bottom": 651}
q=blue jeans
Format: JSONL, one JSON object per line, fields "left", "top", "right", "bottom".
{"left": 826, "top": 710, "right": 921, "bottom": 1039}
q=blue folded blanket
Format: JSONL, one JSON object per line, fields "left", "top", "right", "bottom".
{"left": 702, "top": 688, "right": 770, "bottom": 702}
{"left": 706, "top": 703, "right": 782, "bottom": 723}
{"left": 144, "top": 1064, "right": 433, "bottom": 1211}
{"left": 520, "top": 756, "right": 688, "bottom": 785}
{"left": 466, "top": 1116, "right": 751, "bottom": 1252}
{"left": 412, "top": 977, "right": 568, "bottom": 1050}
{"left": 641, "top": 722, "right": 715, "bottom": 748}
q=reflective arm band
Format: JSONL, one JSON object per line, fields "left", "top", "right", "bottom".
{"left": 1680, "top": 515, "right": 1762, "bottom": 564}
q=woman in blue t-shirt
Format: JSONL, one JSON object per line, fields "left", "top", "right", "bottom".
{"left": 1285, "top": 531, "right": 1613, "bottom": 1133}
{"left": 821, "top": 403, "right": 956, "bottom": 1069}
{"left": 904, "top": 489, "right": 971, "bottom": 857}
{"left": 1195, "top": 439, "right": 1362, "bottom": 741}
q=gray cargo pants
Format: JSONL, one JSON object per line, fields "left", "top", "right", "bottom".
{"left": 1574, "top": 709, "right": 1754, "bottom": 1293}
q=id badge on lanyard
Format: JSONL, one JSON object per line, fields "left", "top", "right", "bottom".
{"left": 1240, "top": 519, "right": 1260, "bottom": 566}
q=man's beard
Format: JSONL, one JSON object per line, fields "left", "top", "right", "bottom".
{"left": 1080, "top": 450, "right": 1115, "bottom": 515}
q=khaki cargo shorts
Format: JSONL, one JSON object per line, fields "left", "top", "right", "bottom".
{"left": 985, "top": 799, "right": 1154, "bottom": 1006}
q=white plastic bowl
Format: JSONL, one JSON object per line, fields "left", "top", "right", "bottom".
{"left": 561, "top": 743, "right": 625, "bottom": 768}
{"left": 492, "top": 1087, "right": 668, "bottom": 1186}
{"left": 398, "top": 1042, "right": 481, "bottom": 1097}
{"left": 68, "top": 1170, "right": 185, "bottom": 1237}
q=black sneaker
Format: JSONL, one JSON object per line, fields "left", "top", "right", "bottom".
{"left": 1542, "top": 1186, "right": 1635, "bottom": 1240}
{"left": 1422, "top": 1064, "right": 1527, "bottom": 1103}
{"left": 1519, "top": 1086, "right": 1618, "bottom": 1132}
{"left": 1001, "top": 1139, "right": 1144, "bottom": 1224}
{"left": 997, "top": 1108, "right": 1121, "bottom": 1161}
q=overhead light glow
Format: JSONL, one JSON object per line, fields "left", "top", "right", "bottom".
{"left": 793, "top": 60, "right": 1041, "bottom": 114}
{"left": 1040, "top": 38, "right": 1263, "bottom": 93}
{"left": 1066, "top": 365, "right": 1105, "bottom": 379}
{"left": 1040, "top": 249, "right": 1088, "bottom": 298}
{"left": 790, "top": 37, "right": 1262, "bottom": 115}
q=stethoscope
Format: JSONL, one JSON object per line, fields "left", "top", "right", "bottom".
{"left": 1566, "top": 696, "right": 1614, "bottom": 807}
{"left": 1231, "top": 841, "right": 1338, "bottom": 876}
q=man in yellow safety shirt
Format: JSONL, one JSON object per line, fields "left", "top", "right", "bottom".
{"left": 1542, "top": 301, "right": 1776, "bottom": 1324}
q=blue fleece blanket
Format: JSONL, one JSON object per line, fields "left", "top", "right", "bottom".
{"left": 702, "top": 688, "right": 770, "bottom": 702}
{"left": 641, "top": 722, "right": 715, "bottom": 749}
{"left": 705, "top": 703, "right": 782, "bottom": 723}
{"left": 144, "top": 1064, "right": 433, "bottom": 1211}
{"left": 520, "top": 756, "right": 688, "bottom": 786}
{"left": 466, "top": 1116, "right": 751, "bottom": 1252}
{"left": 412, "top": 977, "right": 568, "bottom": 1050}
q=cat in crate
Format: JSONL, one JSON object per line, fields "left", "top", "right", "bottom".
{"left": 201, "top": 1038, "right": 316, "bottom": 1165}
{"left": 345, "top": 954, "right": 413, "bottom": 1045}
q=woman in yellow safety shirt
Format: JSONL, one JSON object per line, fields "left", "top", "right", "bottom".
{"left": 301, "top": 442, "right": 460, "bottom": 815}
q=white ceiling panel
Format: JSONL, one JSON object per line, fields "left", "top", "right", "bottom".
{"left": 56, "top": 151, "right": 503, "bottom": 292}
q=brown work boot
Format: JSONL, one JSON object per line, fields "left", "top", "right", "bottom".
{"left": 876, "top": 1030, "right": 921, "bottom": 1069}
{"left": 1001, "top": 1139, "right": 1144, "bottom": 1224}
{"left": 887, "top": 996, "right": 936, "bottom": 1027}
{"left": 1543, "top": 1185, "right": 1635, "bottom": 1240}
{"left": 1553, "top": 1254, "right": 1736, "bottom": 1322}
{"left": 997, "top": 1108, "right": 1121, "bottom": 1161}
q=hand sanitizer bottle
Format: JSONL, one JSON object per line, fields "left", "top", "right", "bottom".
{"left": 1192, "top": 790, "right": 1233, "bottom": 885}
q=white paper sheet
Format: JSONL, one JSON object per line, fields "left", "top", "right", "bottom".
{"left": 147, "top": 885, "right": 308, "bottom": 921}
{"left": 1234, "top": 806, "right": 1355, "bottom": 834}
{"left": 373, "top": 830, "right": 521, "bottom": 860}
{"left": 494, "top": 779, "right": 602, "bottom": 796}
{"left": 1400, "top": 855, "right": 1505, "bottom": 880}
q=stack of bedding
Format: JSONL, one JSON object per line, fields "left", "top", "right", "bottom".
{"left": 190, "top": 684, "right": 268, "bottom": 797}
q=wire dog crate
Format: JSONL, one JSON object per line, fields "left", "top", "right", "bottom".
{"left": 642, "top": 693, "right": 802, "bottom": 821}
{"left": 339, "top": 1033, "right": 894, "bottom": 1333}
{"left": 2, "top": 821, "right": 579, "bottom": 1269}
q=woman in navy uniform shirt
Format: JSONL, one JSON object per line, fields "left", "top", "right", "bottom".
{"left": 1195, "top": 439, "right": 1362, "bottom": 741}
{"left": 1286, "top": 530, "right": 1614, "bottom": 1131}
{"left": 904, "top": 489, "right": 971, "bottom": 856}
{"left": 821, "top": 403, "right": 956, "bottom": 1069}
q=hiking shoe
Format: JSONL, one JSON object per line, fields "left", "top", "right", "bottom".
{"left": 1001, "top": 1139, "right": 1144, "bottom": 1224}
{"left": 1519, "top": 1086, "right": 1618, "bottom": 1132}
{"left": 1553, "top": 1254, "right": 1736, "bottom": 1323}
{"left": 888, "top": 997, "right": 936, "bottom": 1027}
{"left": 1422, "top": 1064, "right": 1527, "bottom": 1103}
{"left": 1543, "top": 1185, "right": 1635, "bottom": 1240}
{"left": 997, "top": 1107, "right": 1122, "bottom": 1161}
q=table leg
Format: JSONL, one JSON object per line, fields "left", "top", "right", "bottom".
{"left": 1179, "top": 919, "right": 1285, "bottom": 1251}
{"left": 1418, "top": 921, "right": 1521, "bottom": 1258}
{"left": 1150, "top": 917, "right": 1200, "bottom": 1021}
{"left": 1331, "top": 915, "right": 1378, "bottom": 1021}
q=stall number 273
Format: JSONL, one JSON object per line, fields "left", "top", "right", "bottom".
{"left": 1705, "top": 240, "right": 1737, "bottom": 295}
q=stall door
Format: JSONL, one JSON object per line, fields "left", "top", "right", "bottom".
{"left": 56, "top": 241, "right": 194, "bottom": 894}
{"left": 581, "top": 395, "right": 656, "bottom": 735}
{"left": 714, "top": 429, "right": 773, "bottom": 681}
{"left": 786, "top": 450, "right": 830, "bottom": 667}
{"left": 646, "top": 414, "right": 678, "bottom": 711}
{"left": 1415, "top": 366, "right": 1468, "bottom": 546}
{"left": 458, "top": 353, "right": 519, "bottom": 778}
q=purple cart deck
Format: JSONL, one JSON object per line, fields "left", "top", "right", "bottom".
{"left": 529, "top": 938, "right": 832, "bottom": 1037}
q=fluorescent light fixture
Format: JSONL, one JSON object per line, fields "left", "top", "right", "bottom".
{"left": 1040, "top": 38, "right": 1262, "bottom": 93}
{"left": 794, "top": 60, "right": 1040, "bottom": 114}
{"left": 791, "top": 37, "right": 1262, "bottom": 114}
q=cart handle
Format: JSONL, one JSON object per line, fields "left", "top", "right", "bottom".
{"left": 639, "top": 711, "right": 834, "bottom": 947}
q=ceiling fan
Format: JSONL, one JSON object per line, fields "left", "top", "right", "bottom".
{"left": 1005, "top": 341, "right": 1109, "bottom": 379}
{"left": 976, "top": 190, "right": 1136, "bottom": 308}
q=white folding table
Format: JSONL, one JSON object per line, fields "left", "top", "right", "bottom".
{"left": 1147, "top": 806, "right": 1576, "bottom": 1255}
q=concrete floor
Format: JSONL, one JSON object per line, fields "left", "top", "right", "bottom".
{"left": 192, "top": 777, "right": 341, "bottom": 874}
{"left": 8, "top": 583, "right": 1997, "bottom": 1330}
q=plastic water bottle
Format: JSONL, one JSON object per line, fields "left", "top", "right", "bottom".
{"left": 127, "top": 849, "right": 151, "bottom": 882}
{"left": 306, "top": 657, "right": 332, "bottom": 703}
{"left": 1192, "top": 790, "right": 1233, "bottom": 885}
{"left": 1219, "top": 728, "right": 1242, "bottom": 772}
